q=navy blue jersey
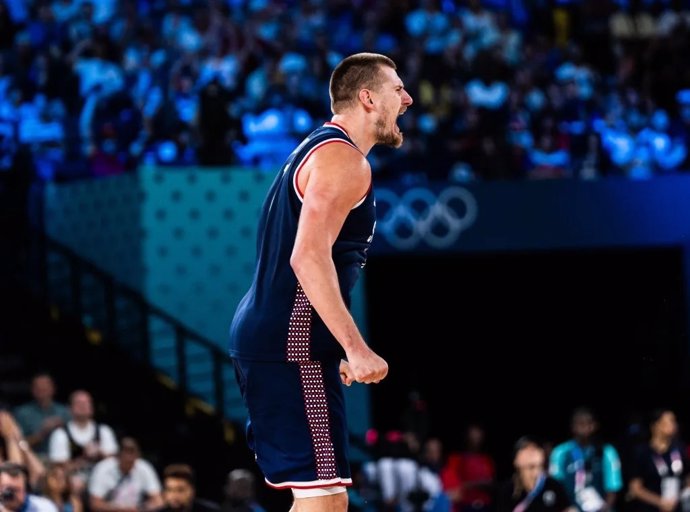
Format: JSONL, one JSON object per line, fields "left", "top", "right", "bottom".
{"left": 228, "top": 122, "right": 376, "bottom": 362}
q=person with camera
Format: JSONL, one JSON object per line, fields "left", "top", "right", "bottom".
{"left": 0, "top": 461, "right": 57, "bottom": 512}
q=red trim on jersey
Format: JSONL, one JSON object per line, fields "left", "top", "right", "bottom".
{"left": 323, "top": 121, "right": 350, "bottom": 138}
{"left": 266, "top": 480, "right": 354, "bottom": 490}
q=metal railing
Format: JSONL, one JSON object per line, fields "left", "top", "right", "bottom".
{"left": 28, "top": 230, "right": 244, "bottom": 422}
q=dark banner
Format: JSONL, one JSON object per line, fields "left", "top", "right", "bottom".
{"left": 371, "top": 175, "right": 690, "bottom": 255}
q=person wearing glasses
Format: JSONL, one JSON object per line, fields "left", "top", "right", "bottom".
{"left": 496, "top": 436, "right": 577, "bottom": 512}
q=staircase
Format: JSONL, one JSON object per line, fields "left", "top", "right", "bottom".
{"left": 0, "top": 270, "right": 256, "bottom": 502}
{"left": 0, "top": 174, "right": 285, "bottom": 509}
{"left": 30, "top": 234, "right": 246, "bottom": 425}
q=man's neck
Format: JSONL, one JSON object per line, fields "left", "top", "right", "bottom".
{"left": 71, "top": 418, "right": 92, "bottom": 428}
{"left": 36, "top": 399, "right": 52, "bottom": 409}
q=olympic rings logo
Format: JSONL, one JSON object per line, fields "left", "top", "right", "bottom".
{"left": 375, "top": 186, "right": 478, "bottom": 250}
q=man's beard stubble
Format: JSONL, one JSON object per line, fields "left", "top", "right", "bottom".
{"left": 374, "top": 114, "right": 403, "bottom": 148}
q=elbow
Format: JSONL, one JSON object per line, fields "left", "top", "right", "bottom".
{"left": 291, "top": 240, "right": 331, "bottom": 284}
{"left": 290, "top": 247, "right": 311, "bottom": 283}
{"left": 289, "top": 252, "right": 302, "bottom": 280}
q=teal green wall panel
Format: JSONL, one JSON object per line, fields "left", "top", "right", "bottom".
{"left": 43, "top": 167, "right": 372, "bottom": 446}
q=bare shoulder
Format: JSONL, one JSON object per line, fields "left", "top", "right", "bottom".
{"left": 309, "top": 140, "right": 370, "bottom": 175}
{"left": 300, "top": 140, "right": 371, "bottom": 199}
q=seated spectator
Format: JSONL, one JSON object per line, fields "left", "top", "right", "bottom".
{"left": 158, "top": 463, "right": 220, "bottom": 512}
{"left": 626, "top": 408, "right": 690, "bottom": 512}
{"left": 87, "top": 436, "right": 163, "bottom": 512}
{"left": 219, "top": 469, "right": 266, "bottom": 512}
{"left": 548, "top": 406, "right": 623, "bottom": 512}
{"left": 495, "top": 436, "right": 576, "bottom": 512}
{"left": 527, "top": 133, "right": 572, "bottom": 179}
{"left": 37, "top": 462, "right": 85, "bottom": 512}
{"left": 656, "top": 0, "right": 690, "bottom": 37}
{"left": 347, "top": 461, "right": 381, "bottom": 512}
{"left": 232, "top": 87, "right": 313, "bottom": 172}
{"left": 47, "top": 390, "right": 118, "bottom": 487}
{"left": 363, "top": 430, "right": 448, "bottom": 512}
{"left": 635, "top": 109, "right": 687, "bottom": 174}
{"left": 0, "top": 462, "right": 57, "bottom": 512}
{"left": 610, "top": 0, "right": 656, "bottom": 38}
{"left": 441, "top": 422, "right": 496, "bottom": 512}
{"left": 12, "top": 372, "right": 71, "bottom": 459}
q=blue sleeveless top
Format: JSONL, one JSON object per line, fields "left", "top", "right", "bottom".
{"left": 228, "top": 122, "right": 376, "bottom": 362}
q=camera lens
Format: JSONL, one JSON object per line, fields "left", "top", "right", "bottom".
{"left": 0, "top": 487, "right": 17, "bottom": 502}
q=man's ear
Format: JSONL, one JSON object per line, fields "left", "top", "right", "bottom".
{"left": 359, "top": 89, "right": 374, "bottom": 107}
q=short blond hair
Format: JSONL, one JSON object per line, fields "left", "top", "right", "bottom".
{"left": 329, "top": 52, "right": 397, "bottom": 114}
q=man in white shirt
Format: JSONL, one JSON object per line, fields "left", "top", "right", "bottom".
{"left": 47, "top": 389, "right": 118, "bottom": 484}
{"left": 88, "top": 437, "right": 163, "bottom": 512}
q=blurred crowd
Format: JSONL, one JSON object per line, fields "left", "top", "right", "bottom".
{"left": 3, "top": 0, "right": 690, "bottom": 183}
{"left": 348, "top": 398, "right": 690, "bottom": 512}
{"left": 4, "top": 373, "right": 690, "bottom": 512}
{"left": 0, "top": 372, "right": 267, "bottom": 512}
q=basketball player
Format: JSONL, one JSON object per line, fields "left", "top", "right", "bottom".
{"left": 228, "top": 52, "right": 413, "bottom": 511}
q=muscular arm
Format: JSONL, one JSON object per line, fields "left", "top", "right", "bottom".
{"left": 290, "top": 143, "right": 387, "bottom": 384}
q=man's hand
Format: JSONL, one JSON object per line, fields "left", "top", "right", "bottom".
{"left": 339, "top": 349, "right": 388, "bottom": 386}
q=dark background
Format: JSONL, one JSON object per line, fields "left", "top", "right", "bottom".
{"left": 365, "top": 246, "right": 690, "bottom": 478}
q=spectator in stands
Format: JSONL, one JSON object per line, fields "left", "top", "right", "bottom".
{"left": 2, "top": 0, "right": 690, "bottom": 183}
{"left": 626, "top": 408, "right": 690, "bottom": 512}
{"left": 441, "top": 422, "right": 496, "bottom": 512}
{"left": 347, "top": 461, "right": 381, "bottom": 512}
{"left": 548, "top": 406, "right": 623, "bottom": 512}
{"left": 416, "top": 437, "right": 453, "bottom": 512}
{"left": 364, "top": 430, "right": 419, "bottom": 511}
{"left": 0, "top": 461, "right": 56, "bottom": 512}
{"left": 495, "top": 436, "right": 576, "bottom": 512}
{"left": 47, "top": 390, "right": 118, "bottom": 487}
{"left": 37, "top": 462, "right": 85, "bottom": 512}
{"left": 609, "top": 0, "right": 656, "bottom": 52}
{"left": 219, "top": 468, "right": 265, "bottom": 512}
{"left": 158, "top": 463, "right": 219, "bottom": 512}
{"left": 12, "top": 372, "right": 71, "bottom": 458}
{"left": 195, "top": 78, "right": 238, "bottom": 167}
{"left": 87, "top": 436, "right": 163, "bottom": 512}
{"left": 364, "top": 430, "right": 448, "bottom": 512}
{"left": 0, "top": 1, "right": 17, "bottom": 52}
{"left": 527, "top": 132, "right": 572, "bottom": 179}
{"left": 0, "top": 409, "right": 46, "bottom": 489}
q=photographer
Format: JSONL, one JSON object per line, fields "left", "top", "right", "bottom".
{"left": 0, "top": 462, "right": 57, "bottom": 512}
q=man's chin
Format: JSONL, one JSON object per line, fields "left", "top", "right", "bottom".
{"left": 378, "top": 133, "right": 403, "bottom": 148}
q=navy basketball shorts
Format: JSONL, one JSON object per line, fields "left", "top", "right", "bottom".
{"left": 231, "top": 357, "right": 353, "bottom": 490}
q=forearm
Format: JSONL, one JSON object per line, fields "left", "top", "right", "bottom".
{"left": 605, "top": 492, "right": 617, "bottom": 509}
{"left": 24, "top": 430, "right": 48, "bottom": 447}
{"left": 89, "top": 496, "right": 137, "bottom": 512}
{"left": 291, "top": 251, "right": 367, "bottom": 354}
{"left": 141, "top": 494, "right": 164, "bottom": 511}
{"left": 2, "top": 435, "right": 23, "bottom": 464}
{"left": 20, "top": 443, "right": 46, "bottom": 488}
{"left": 629, "top": 482, "right": 663, "bottom": 508}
